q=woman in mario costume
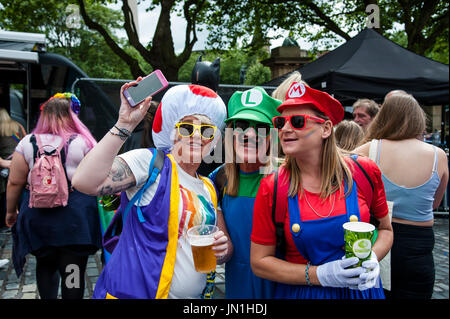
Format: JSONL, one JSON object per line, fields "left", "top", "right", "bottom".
{"left": 209, "top": 87, "right": 281, "bottom": 298}
{"left": 72, "top": 78, "right": 231, "bottom": 299}
{"left": 250, "top": 82, "right": 393, "bottom": 299}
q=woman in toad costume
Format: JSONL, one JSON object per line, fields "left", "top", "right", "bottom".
{"left": 72, "top": 78, "right": 231, "bottom": 299}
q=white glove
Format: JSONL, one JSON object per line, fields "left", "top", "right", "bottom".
{"left": 358, "top": 251, "right": 380, "bottom": 290}
{"left": 316, "top": 257, "right": 365, "bottom": 288}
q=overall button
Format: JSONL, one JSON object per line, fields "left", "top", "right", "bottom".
{"left": 349, "top": 215, "right": 359, "bottom": 222}
{"left": 292, "top": 223, "right": 301, "bottom": 233}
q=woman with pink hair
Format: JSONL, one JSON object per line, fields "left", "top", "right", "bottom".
{"left": 5, "top": 93, "right": 101, "bottom": 299}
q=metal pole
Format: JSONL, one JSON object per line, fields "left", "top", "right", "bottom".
{"left": 70, "top": 77, "right": 278, "bottom": 92}
{"left": 26, "top": 63, "right": 32, "bottom": 132}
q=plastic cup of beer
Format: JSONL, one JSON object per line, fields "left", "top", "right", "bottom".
{"left": 187, "top": 225, "right": 218, "bottom": 273}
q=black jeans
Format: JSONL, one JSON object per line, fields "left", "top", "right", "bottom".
{"left": 35, "top": 247, "right": 89, "bottom": 299}
{"left": 390, "top": 222, "right": 435, "bottom": 299}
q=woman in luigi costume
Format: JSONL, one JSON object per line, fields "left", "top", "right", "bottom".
{"left": 209, "top": 87, "right": 281, "bottom": 298}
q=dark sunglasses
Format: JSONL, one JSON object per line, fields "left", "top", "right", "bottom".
{"left": 175, "top": 123, "right": 217, "bottom": 139}
{"left": 272, "top": 114, "right": 326, "bottom": 130}
{"left": 233, "top": 120, "right": 271, "bottom": 137}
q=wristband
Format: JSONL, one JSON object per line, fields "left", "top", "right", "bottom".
{"left": 114, "top": 125, "right": 131, "bottom": 137}
{"left": 110, "top": 126, "right": 131, "bottom": 141}
{"left": 305, "top": 262, "right": 313, "bottom": 286}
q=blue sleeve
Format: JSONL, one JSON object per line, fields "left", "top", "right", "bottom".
{"left": 208, "top": 165, "right": 221, "bottom": 184}
{"left": 208, "top": 164, "right": 225, "bottom": 209}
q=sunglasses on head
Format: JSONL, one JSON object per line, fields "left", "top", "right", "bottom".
{"left": 175, "top": 122, "right": 217, "bottom": 139}
{"left": 272, "top": 114, "right": 326, "bottom": 130}
{"left": 233, "top": 120, "right": 271, "bottom": 137}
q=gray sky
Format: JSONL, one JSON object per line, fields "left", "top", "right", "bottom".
{"left": 110, "top": 1, "right": 313, "bottom": 53}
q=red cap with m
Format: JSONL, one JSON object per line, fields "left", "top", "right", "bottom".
{"left": 277, "top": 82, "right": 344, "bottom": 125}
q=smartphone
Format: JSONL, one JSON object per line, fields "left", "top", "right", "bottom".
{"left": 123, "top": 70, "right": 169, "bottom": 107}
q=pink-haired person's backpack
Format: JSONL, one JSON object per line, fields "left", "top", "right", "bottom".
{"left": 28, "top": 134, "right": 73, "bottom": 208}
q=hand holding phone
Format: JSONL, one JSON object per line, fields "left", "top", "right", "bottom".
{"left": 122, "top": 70, "right": 169, "bottom": 107}
{"left": 115, "top": 77, "right": 154, "bottom": 132}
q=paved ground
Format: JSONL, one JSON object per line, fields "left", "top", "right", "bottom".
{"left": 0, "top": 217, "right": 448, "bottom": 299}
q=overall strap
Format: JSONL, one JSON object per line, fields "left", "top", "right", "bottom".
{"left": 122, "top": 148, "right": 165, "bottom": 224}
{"left": 213, "top": 165, "right": 227, "bottom": 205}
{"left": 344, "top": 178, "right": 361, "bottom": 221}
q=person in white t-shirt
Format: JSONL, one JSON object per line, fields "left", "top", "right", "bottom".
{"left": 72, "top": 78, "right": 231, "bottom": 299}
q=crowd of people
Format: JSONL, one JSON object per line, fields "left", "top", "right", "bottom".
{"left": 0, "top": 64, "right": 448, "bottom": 300}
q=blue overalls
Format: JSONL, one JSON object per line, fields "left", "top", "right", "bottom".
{"left": 275, "top": 179, "right": 385, "bottom": 299}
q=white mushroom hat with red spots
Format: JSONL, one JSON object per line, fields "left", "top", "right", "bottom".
{"left": 152, "top": 84, "right": 227, "bottom": 151}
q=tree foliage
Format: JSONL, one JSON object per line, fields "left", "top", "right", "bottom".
{"left": 0, "top": 0, "right": 140, "bottom": 78}
{"left": 76, "top": 0, "right": 212, "bottom": 80}
{"left": 1, "top": 0, "right": 446, "bottom": 84}
{"left": 205, "top": 0, "right": 449, "bottom": 63}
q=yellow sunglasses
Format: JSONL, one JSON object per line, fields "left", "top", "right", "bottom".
{"left": 175, "top": 122, "right": 217, "bottom": 139}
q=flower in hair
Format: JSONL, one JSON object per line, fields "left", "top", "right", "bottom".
{"left": 40, "top": 92, "right": 81, "bottom": 114}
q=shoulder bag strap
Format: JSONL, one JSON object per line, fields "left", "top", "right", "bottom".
{"left": 30, "top": 134, "right": 39, "bottom": 163}
{"left": 272, "top": 169, "right": 288, "bottom": 256}
{"left": 122, "top": 148, "right": 165, "bottom": 224}
{"left": 350, "top": 154, "right": 380, "bottom": 227}
{"left": 350, "top": 155, "right": 374, "bottom": 193}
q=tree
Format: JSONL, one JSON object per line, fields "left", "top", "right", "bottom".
{"left": 205, "top": 0, "right": 449, "bottom": 63}
{"left": 384, "top": 0, "right": 449, "bottom": 56}
{"left": 244, "top": 61, "right": 271, "bottom": 85}
{"left": 77, "top": 0, "right": 211, "bottom": 80}
{"left": 0, "top": 0, "right": 138, "bottom": 78}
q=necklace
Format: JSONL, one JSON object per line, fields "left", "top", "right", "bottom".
{"left": 303, "top": 190, "right": 336, "bottom": 218}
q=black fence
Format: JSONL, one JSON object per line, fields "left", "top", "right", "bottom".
{"left": 71, "top": 77, "right": 277, "bottom": 152}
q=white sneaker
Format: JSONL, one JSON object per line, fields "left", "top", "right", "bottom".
{"left": 0, "top": 259, "right": 9, "bottom": 268}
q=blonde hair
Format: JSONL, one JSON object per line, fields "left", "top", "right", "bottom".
{"left": 0, "top": 108, "right": 24, "bottom": 137}
{"left": 335, "top": 120, "right": 364, "bottom": 151}
{"left": 284, "top": 112, "right": 353, "bottom": 198}
{"left": 271, "top": 71, "right": 309, "bottom": 101}
{"left": 364, "top": 94, "right": 426, "bottom": 142}
{"left": 224, "top": 123, "right": 279, "bottom": 196}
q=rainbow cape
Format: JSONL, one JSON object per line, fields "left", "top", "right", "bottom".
{"left": 92, "top": 153, "right": 217, "bottom": 299}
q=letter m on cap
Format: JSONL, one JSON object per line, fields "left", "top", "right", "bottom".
{"left": 288, "top": 83, "right": 306, "bottom": 98}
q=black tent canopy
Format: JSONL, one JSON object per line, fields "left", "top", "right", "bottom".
{"left": 264, "top": 28, "right": 449, "bottom": 106}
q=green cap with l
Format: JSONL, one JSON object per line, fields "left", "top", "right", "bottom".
{"left": 225, "top": 87, "right": 282, "bottom": 126}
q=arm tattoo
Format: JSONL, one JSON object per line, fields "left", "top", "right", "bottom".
{"left": 97, "top": 157, "right": 136, "bottom": 195}
{"left": 109, "top": 157, "right": 133, "bottom": 182}
{"left": 98, "top": 181, "right": 136, "bottom": 196}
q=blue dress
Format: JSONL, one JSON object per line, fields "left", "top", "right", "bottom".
{"left": 275, "top": 179, "right": 385, "bottom": 299}
{"left": 210, "top": 166, "right": 275, "bottom": 299}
